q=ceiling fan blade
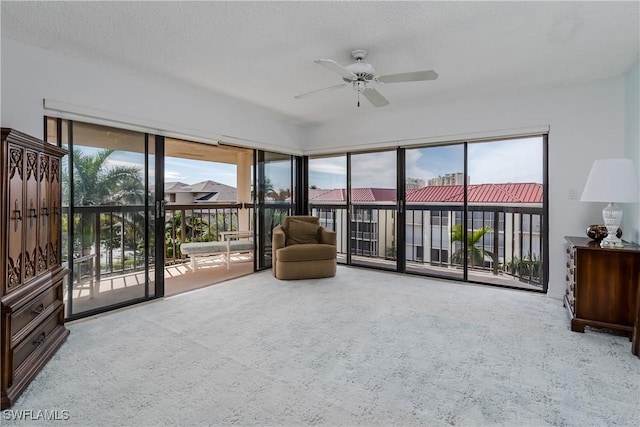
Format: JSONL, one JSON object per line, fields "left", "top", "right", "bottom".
{"left": 314, "top": 59, "right": 357, "bottom": 81}
{"left": 294, "top": 83, "right": 347, "bottom": 99}
{"left": 378, "top": 70, "right": 439, "bottom": 84}
{"left": 362, "top": 87, "right": 390, "bottom": 107}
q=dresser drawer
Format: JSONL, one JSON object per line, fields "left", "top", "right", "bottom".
{"left": 12, "top": 305, "right": 64, "bottom": 374}
{"left": 10, "top": 281, "right": 61, "bottom": 340}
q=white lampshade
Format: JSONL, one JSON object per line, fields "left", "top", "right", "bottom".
{"left": 580, "top": 159, "right": 640, "bottom": 203}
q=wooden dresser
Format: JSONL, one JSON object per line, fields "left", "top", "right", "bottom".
{"left": 564, "top": 236, "right": 640, "bottom": 354}
{"left": 1, "top": 128, "right": 69, "bottom": 409}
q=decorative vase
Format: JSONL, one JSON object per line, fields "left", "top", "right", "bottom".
{"left": 586, "top": 225, "right": 622, "bottom": 241}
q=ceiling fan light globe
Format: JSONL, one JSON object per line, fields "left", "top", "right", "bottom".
{"left": 352, "top": 81, "right": 371, "bottom": 92}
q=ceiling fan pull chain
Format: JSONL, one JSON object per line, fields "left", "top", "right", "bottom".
{"left": 357, "top": 90, "right": 361, "bottom": 107}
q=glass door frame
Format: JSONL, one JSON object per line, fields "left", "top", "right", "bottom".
{"left": 253, "top": 149, "right": 298, "bottom": 271}
{"left": 327, "top": 134, "right": 548, "bottom": 293}
{"left": 398, "top": 136, "right": 547, "bottom": 293}
{"left": 346, "top": 149, "right": 399, "bottom": 272}
{"left": 152, "top": 135, "right": 165, "bottom": 298}
{"left": 46, "top": 118, "right": 165, "bottom": 321}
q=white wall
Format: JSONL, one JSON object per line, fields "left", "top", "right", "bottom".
{"left": 304, "top": 77, "right": 628, "bottom": 300}
{"left": 623, "top": 60, "right": 640, "bottom": 245}
{"left": 1, "top": 38, "right": 303, "bottom": 153}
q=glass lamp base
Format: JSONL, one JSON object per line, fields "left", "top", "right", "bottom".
{"left": 600, "top": 236, "right": 624, "bottom": 248}
{"left": 601, "top": 202, "right": 623, "bottom": 248}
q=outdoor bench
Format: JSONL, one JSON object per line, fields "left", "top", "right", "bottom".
{"left": 180, "top": 231, "right": 253, "bottom": 270}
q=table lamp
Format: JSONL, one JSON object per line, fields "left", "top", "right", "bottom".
{"left": 580, "top": 158, "right": 639, "bottom": 247}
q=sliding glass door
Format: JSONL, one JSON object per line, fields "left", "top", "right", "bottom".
{"left": 308, "top": 134, "right": 547, "bottom": 292}
{"left": 404, "top": 144, "right": 465, "bottom": 280}
{"left": 466, "top": 137, "right": 546, "bottom": 289}
{"left": 349, "top": 150, "right": 397, "bottom": 271}
{"left": 402, "top": 136, "right": 546, "bottom": 291}
{"left": 308, "top": 155, "right": 348, "bottom": 262}
{"left": 254, "top": 150, "right": 294, "bottom": 270}
{"left": 48, "top": 119, "right": 162, "bottom": 319}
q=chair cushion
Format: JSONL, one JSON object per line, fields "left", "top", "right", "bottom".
{"left": 276, "top": 244, "right": 336, "bottom": 262}
{"left": 285, "top": 219, "right": 319, "bottom": 245}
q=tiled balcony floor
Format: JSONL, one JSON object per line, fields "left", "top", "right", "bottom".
{"left": 343, "top": 255, "right": 542, "bottom": 291}
{"left": 65, "top": 254, "right": 254, "bottom": 316}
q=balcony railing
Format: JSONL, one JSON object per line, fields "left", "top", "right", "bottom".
{"left": 164, "top": 203, "right": 249, "bottom": 264}
{"left": 310, "top": 202, "right": 544, "bottom": 288}
{"left": 63, "top": 201, "right": 543, "bottom": 289}
{"left": 62, "top": 203, "right": 253, "bottom": 280}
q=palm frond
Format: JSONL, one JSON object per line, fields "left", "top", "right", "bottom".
{"left": 451, "top": 224, "right": 494, "bottom": 267}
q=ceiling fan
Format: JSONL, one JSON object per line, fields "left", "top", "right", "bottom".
{"left": 294, "top": 49, "right": 438, "bottom": 107}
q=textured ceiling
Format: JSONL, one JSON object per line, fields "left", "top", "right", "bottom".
{"left": 2, "top": 1, "right": 639, "bottom": 126}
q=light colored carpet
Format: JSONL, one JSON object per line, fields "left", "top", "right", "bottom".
{"left": 5, "top": 266, "right": 640, "bottom": 426}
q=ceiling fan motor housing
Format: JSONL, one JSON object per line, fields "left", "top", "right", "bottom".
{"left": 343, "top": 62, "right": 377, "bottom": 82}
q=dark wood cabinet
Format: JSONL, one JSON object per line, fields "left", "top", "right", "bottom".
{"left": 564, "top": 236, "right": 640, "bottom": 352}
{"left": 1, "top": 128, "right": 69, "bottom": 409}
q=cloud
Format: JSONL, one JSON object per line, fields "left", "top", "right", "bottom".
{"left": 309, "top": 157, "right": 346, "bottom": 175}
{"left": 164, "top": 170, "right": 183, "bottom": 180}
{"left": 309, "top": 157, "right": 346, "bottom": 188}
{"left": 405, "top": 149, "right": 432, "bottom": 181}
{"left": 407, "top": 145, "right": 465, "bottom": 183}
{"left": 468, "top": 138, "right": 542, "bottom": 184}
{"left": 351, "top": 151, "right": 397, "bottom": 188}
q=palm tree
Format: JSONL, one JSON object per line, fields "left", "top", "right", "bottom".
{"left": 66, "top": 149, "right": 144, "bottom": 206}
{"left": 262, "top": 177, "right": 278, "bottom": 200}
{"left": 450, "top": 224, "right": 494, "bottom": 268}
{"left": 63, "top": 149, "right": 145, "bottom": 257}
{"left": 164, "top": 211, "right": 210, "bottom": 242}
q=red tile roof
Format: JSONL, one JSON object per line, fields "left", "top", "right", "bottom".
{"left": 411, "top": 183, "right": 543, "bottom": 203}
{"left": 308, "top": 188, "right": 397, "bottom": 202}
{"left": 308, "top": 188, "right": 347, "bottom": 202}
{"left": 309, "top": 183, "right": 542, "bottom": 204}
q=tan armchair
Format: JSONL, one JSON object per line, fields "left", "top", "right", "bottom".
{"left": 272, "top": 216, "right": 337, "bottom": 280}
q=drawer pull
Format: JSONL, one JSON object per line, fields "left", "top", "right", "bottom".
{"left": 32, "top": 303, "right": 45, "bottom": 315}
{"left": 33, "top": 331, "right": 47, "bottom": 346}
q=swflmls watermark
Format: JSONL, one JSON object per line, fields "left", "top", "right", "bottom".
{"left": 2, "top": 409, "right": 70, "bottom": 421}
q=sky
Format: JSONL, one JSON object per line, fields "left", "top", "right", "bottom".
{"left": 76, "top": 146, "right": 238, "bottom": 187}
{"left": 76, "top": 136, "right": 542, "bottom": 190}
{"left": 310, "top": 136, "right": 543, "bottom": 188}
{"left": 164, "top": 157, "right": 237, "bottom": 186}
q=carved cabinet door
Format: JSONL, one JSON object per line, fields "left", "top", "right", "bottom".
{"left": 24, "top": 149, "right": 39, "bottom": 283}
{"left": 48, "top": 156, "right": 61, "bottom": 268}
{"left": 6, "top": 143, "right": 25, "bottom": 292}
{"left": 37, "top": 153, "right": 50, "bottom": 275}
